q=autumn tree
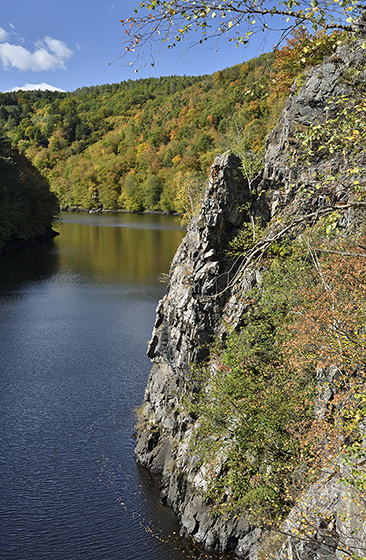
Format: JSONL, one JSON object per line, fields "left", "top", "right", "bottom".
{"left": 120, "top": 0, "right": 365, "bottom": 68}
{"left": 173, "top": 170, "right": 206, "bottom": 222}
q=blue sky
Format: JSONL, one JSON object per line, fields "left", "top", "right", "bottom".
{"left": 0, "top": 0, "right": 279, "bottom": 93}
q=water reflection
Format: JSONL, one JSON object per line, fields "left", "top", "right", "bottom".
{"left": 0, "top": 212, "right": 230, "bottom": 560}
{"left": 60, "top": 212, "right": 184, "bottom": 231}
{"left": 0, "top": 240, "right": 59, "bottom": 292}
{"left": 56, "top": 212, "right": 185, "bottom": 285}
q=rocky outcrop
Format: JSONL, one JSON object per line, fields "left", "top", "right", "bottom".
{"left": 134, "top": 32, "right": 366, "bottom": 559}
{"left": 277, "top": 460, "right": 366, "bottom": 560}
{"left": 147, "top": 152, "right": 254, "bottom": 372}
{"left": 135, "top": 153, "right": 262, "bottom": 555}
{"left": 261, "top": 34, "right": 366, "bottom": 226}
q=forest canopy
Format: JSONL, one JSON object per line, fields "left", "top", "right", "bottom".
{"left": 0, "top": 60, "right": 273, "bottom": 212}
{"left": 0, "top": 29, "right": 343, "bottom": 214}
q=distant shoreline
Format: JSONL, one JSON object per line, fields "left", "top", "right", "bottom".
{"left": 61, "top": 206, "right": 182, "bottom": 217}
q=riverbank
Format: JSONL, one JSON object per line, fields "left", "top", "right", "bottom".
{"left": 61, "top": 206, "right": 183, "bottom": 217}
{"left": 0, "top": 229, "right": 59, "bottom": 256}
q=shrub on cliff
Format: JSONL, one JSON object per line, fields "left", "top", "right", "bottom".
{"left": 186, "top": 220, "right": 366, "bottom": 553}
{"left": 187, "top": 242, "right": 317, "bottom": 523}
{"left": 184, "top": 67, "right": 366, "bottom": 554}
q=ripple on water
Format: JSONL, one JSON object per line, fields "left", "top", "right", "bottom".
{"left": 0, "top": 216, "right": 227, "bottom": 560}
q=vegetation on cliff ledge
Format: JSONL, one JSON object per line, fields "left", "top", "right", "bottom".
{"left": 185, "top": 63, "right": 366, "bottom": 557}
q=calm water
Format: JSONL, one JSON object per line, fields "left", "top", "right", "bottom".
{"left": 0, "top": 213, "right": 226, "bottom": 560}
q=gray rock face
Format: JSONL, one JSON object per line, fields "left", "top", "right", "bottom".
{"left": 147, "top": 152, "right": 253, "bottom": 371}
{"left": 134, "top": 34, "right": 366, "bottom": 559}
{"left": 273, "top": 364, "right": 366, "bottom": 560}
{"left": 259, "top": 34, "right": 366, "bottom": 560}
{"left": 280, "top": 465, "right": 366, "bottom": 560}
{"left": 135, "top": 153, "right": 260, "bottom": 554}
{"left": 262, "top": 36, "right": 366, "bottom": 218}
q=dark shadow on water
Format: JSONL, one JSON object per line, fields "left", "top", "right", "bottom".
{"left": 136, "top": 465, "right": 237, "bottom": 560}
{"left": 0, "top": 239, "right": 59, "bottom": 293}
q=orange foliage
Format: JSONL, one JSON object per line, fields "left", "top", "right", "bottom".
{"left": 288, "top": 233, "right": 366, "bottom": 372}
{"left": 271, "top": 28, "right": 342, "bottom": 96}
{"left": 207, "top": 115, "right": 215, "bottom": 127}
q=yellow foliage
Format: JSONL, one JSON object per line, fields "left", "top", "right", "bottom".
{"left": 136, "top": 142, "right": 148, "bottom": 156}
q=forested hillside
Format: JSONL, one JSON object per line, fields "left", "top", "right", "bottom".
{"left": 0, "top": 30, "right": 340, "bottom": 214}
{"left": 0, "top": 60, "right": 272, "bottom": 213}
{"left": 0, "top": 136, "right": 59, "bottom": 253}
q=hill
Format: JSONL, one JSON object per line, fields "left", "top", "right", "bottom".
{"left": 0, "top": 61, "right": 272, "bottom": 213}
{"left": 0, "top": 30, "right": 339, "bottom": 215}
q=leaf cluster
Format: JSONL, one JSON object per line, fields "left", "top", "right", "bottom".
{"left": 120, "top": 0, "right": 363, "bottom": 70}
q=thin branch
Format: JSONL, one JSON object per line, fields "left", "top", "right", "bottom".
{"left": 206, "top": 201, "right": 366, "bottom": 301}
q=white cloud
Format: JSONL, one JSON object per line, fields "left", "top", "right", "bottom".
{"left": 0, "top": 36, "right": 73, "bottom": 72}
{"left": 7, "top": 82, "right": 66, "bottom": 92}
{"left": 43, "top": 37, "right": 72, "bottom": 60}
{"left": 0, "top": 27, "right": 8, "bottom": 42}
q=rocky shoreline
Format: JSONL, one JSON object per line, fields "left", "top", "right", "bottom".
{"left": 134, "top": 151, "right": 262, "bottom": 556}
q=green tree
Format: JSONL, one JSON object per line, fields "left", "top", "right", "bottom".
{"left": 142, "top": 175, "right": 162, "bottom": 209}
{"left": 120, "top": 172, "right": 144, "bottom": 211}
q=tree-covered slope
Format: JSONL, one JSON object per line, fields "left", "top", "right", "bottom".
{"left": 0, "top": 31, "right": 339, "bottom": 214}
{"left": 0, "top": 60, "right": 271, "bottom": 212}
{"left": 0, "top": 29, "right": 343, "bottom": 215}
{"left": 0, "top": 136, "right": 59, "bottom": 253}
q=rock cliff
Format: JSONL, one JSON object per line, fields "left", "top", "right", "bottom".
{"left": 135, "top": 152, "right": 261, "bottom": 555}
{"left": 134, "top": 32, "right": 366, "bottom": 559}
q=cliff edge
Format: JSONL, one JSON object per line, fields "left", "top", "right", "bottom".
{"left": 134, "top": 32, "right": 366, "bottom": 559}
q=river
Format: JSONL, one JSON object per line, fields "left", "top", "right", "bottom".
{"left": 0, "top": 212, "right": 226, "bottom": 560}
